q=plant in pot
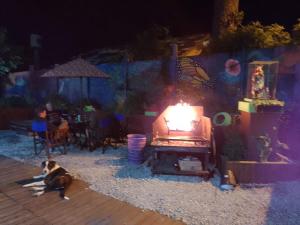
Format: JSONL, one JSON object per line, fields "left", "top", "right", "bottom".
{"left": 256, "top": 133, "right": 272, "bottom": 162}
{"left": 255, "top": 128, "right": 290, "bottom": 162}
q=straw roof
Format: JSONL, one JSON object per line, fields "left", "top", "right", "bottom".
{"left": 41, "top": 58, "right": 110, "bottom": 78}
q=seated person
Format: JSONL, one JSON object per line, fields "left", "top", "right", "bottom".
{"left": 35, "top": 104, "right": 69, "bottom": 142}
{"left": 33, "top": 106, "right": 48, "bottom": 139}
{"left": 54, "top": 117, "right": 69, "bottom": 142}
{"left": 45, "top": 102, "right": 62, "bottom": 129}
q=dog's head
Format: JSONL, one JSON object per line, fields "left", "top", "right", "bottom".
{"left": 41, "top": 160, "right": 60, "bottom": 175}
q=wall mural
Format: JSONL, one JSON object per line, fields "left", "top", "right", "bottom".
{"left": 223, "top": 58, "right": 241, "bottom": 83}
{"left": 177, "top": 57, "right": 216, "bottom": 89}
{"left": 27, "top": 45, "right": 299, "bottom": 116}
{"left": 5, "top": 71, "right": 30, "bottom": 97}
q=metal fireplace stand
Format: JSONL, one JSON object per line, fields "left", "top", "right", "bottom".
{"left": 150, "top": 105, "right": 214, "bottom": 179}
{"left": 151, "top": 143, "right": 211, "bottom": 178}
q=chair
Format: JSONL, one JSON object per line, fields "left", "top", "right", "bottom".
{"left": 98, "top": 113, "right": 126, "bottom": 153}
{"left": 114, "top": 113, "right": 128, "bottom": 143}
{"left": 31, "top": 120, "right": 69, "bottom": 157}
{"left": 31, "top": 120, "right": 49, "bottom": 157}
{"left": 68, "top": 111, "right": 92, "bottom": 150}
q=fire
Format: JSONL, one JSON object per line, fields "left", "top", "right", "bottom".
{"left": 165, "top": 102, "right": 197, "bottom": 131}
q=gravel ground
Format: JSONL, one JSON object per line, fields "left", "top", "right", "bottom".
{"left": 0, "top": 130, "right": 299, "bottom": 225}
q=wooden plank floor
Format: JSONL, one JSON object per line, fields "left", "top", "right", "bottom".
{"left": 0, "top": 155, "right": 185, "bottom": 225}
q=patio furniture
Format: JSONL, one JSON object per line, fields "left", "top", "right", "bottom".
{"left": 68, "top": 110, "right": 98, "bottom": 151}
{"left": 68, "top": 118, "right": 89, "bottom": 149}
{"left": 66, "top": 110, "right": 127, "bottom": 152}
{"left": 98, "top": 117, "right": 117, "bottom": 153}
{"left": 98, "top": 113, "right": 126, "bottom": 153}
{"left": 32, "top": 120, "right": 48, "bottom": 156}
{"left": 114, "top": 113, "right": 128, "bottom": 142}
{"left": 41, "top": 58, "right": 110, "bottom": 100}
{"left": 31, "top": 120, "right": 68, "bottom": 157}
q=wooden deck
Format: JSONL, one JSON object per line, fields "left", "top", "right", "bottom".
{"left": 0, "top": 156, "right": 185, "bottom": 225}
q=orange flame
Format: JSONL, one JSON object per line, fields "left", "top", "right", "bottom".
{"left": 165, "top": 102, "right": 197, "bottom": 131}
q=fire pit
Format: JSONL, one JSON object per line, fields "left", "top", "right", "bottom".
{"left": 151, "top": 102, "right": 214, "bottom": 178}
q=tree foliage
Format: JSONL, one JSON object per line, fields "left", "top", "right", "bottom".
{"left": 209, "top": 21, "right": 291, "bottom": 53}
{"left": 130, "top": 25, "right": 174, "bottom": 60}
{"left": 0, "top": 28, "right": 22, "bottom": 77}
{"left": 292, "top": 18, "right": 300, "bottom": 45}
{"left": 212, "top": 0, "right": 242, "bottom": 37}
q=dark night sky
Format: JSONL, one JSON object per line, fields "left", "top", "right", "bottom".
{"left": 0, "top": 0, "right": 300, "bottom": 67}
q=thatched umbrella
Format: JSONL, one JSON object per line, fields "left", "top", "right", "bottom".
{"left": 41, "top": 58, "right": 110, "bottom": 101}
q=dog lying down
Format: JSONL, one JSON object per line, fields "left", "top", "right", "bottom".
{"left": 23, "top": 160, "right": 73, "bottom": 200}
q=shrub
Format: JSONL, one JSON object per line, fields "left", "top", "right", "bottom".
{"left": 46, "top": 94, "right": 71, "bottom": 111}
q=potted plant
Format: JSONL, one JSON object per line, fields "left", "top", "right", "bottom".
{"left": 222, "top": 127, "right": 299, "bottom": 184}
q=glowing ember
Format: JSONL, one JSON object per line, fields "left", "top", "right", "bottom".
{"left": 165, "top": 102, "right": 197, "bottom": 131}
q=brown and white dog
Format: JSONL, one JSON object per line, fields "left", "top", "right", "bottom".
{"left": 23, "top": 160, "right": 73, "bottom": 200}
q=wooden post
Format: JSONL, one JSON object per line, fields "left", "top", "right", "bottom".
{"left": 80, "top": 77, "right": 83, "bottom": 109}
{"left": 123, "top": 52, "right": 129, "bottom": 99}
{"left": 87, "top": 77, "right": 90, "bottom": 99}
{"left": 56, "top": 78, "right": 59, "bottom": 94}
{"left": 80, "top": 77, "right": 83, "bottom": 100}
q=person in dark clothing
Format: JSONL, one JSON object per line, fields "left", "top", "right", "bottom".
{"left": 33, "top": 106, "right": 48, "bottom": 139}
{"left": 35, "top": 106, "right": 46, "bottom": 120}
{"left": 45, "top": 102, "right": 62, "bottom": 131}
